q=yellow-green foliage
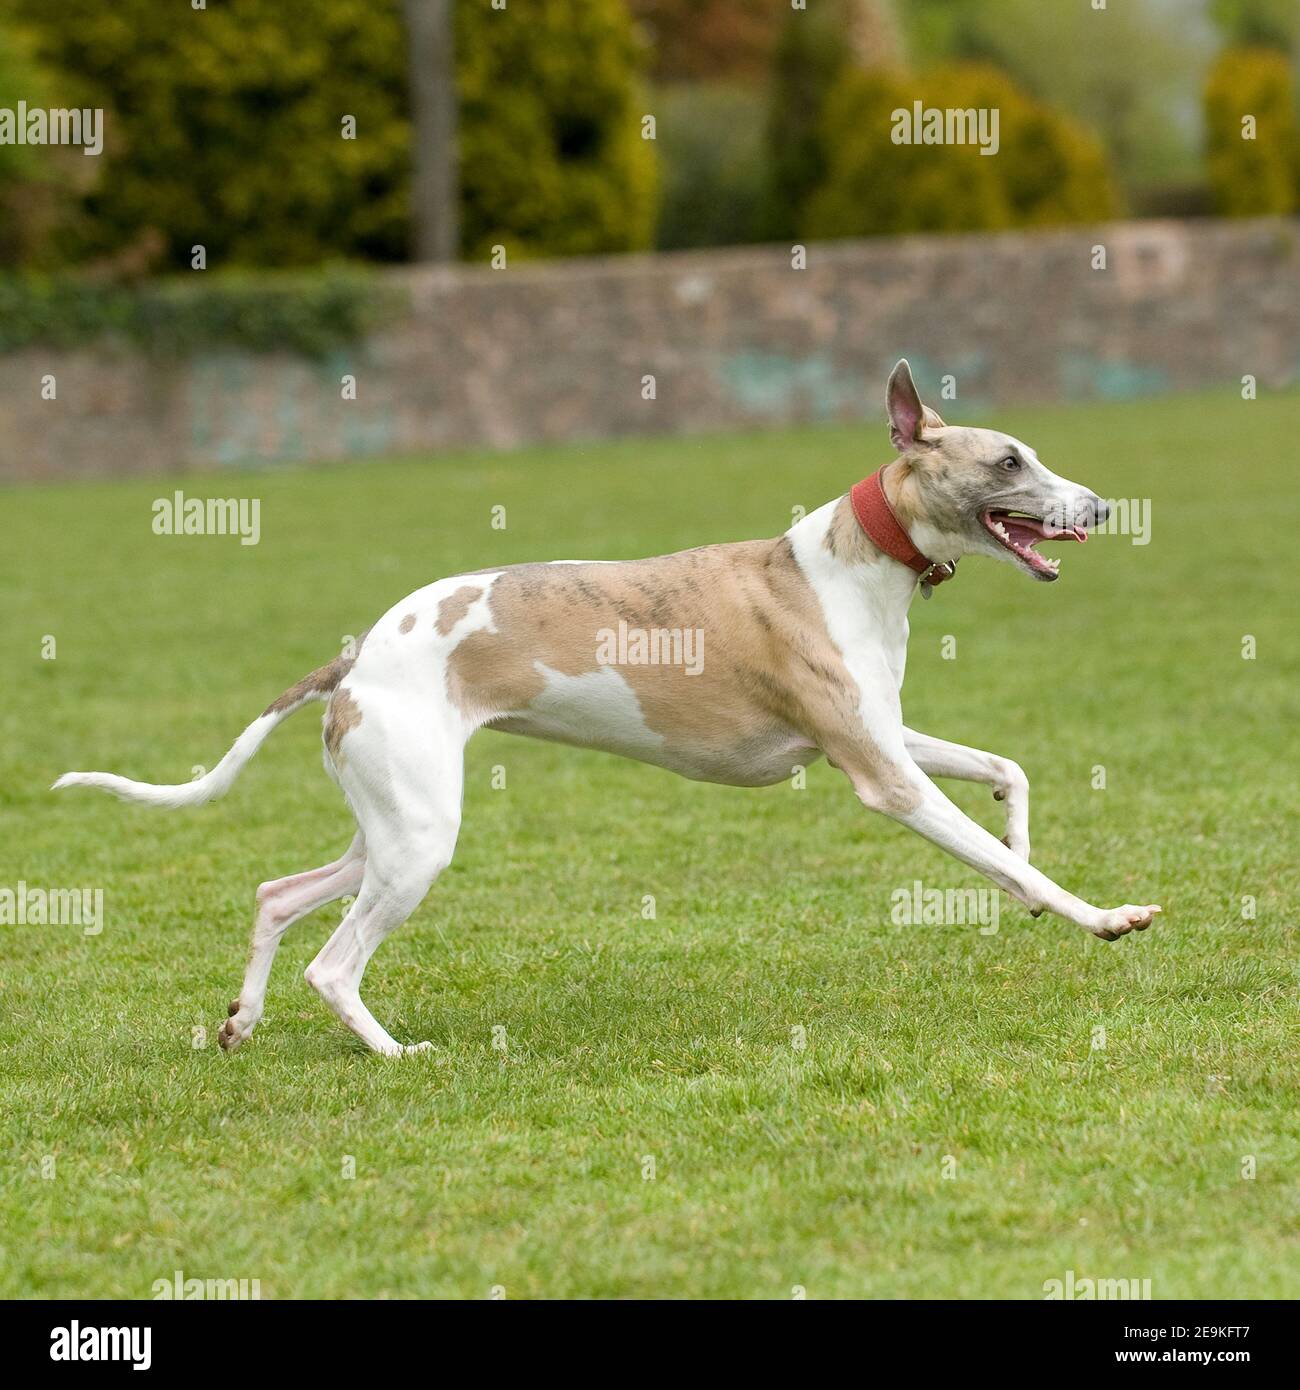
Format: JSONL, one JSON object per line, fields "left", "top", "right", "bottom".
{"left": 764, "top": 0, "right": 906, "bottom": 236}
{"left": 4, "top": 0, "right": 411, "bottom": 267}
{"left": 456, "top": 0, "right": 657, "bottom": 261}
{"left": 3, "top": 0, "right": 656, "bottom": 267}
{"left": 806, "top": 64, "right": 1119, "bottom": 239}
{"left": 1204, "top": 47, "right": 1297, "bottom": 216}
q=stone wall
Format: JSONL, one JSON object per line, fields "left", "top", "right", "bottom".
{"left": 3, "top": 217, "right": 1298, "bottom": 482}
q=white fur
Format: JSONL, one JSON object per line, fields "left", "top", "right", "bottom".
{"left": 495, "top": 664, "right": 666, "bottom": 757}
{"left": 53, "top": 711, "right": 297, "bottom": 808}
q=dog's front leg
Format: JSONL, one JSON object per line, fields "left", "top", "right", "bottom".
{"left": 902, "top": 727, "right": 1030, "bottom": 860}
{"left": 841, "top": 754, "right": 1159, "bottom": 940}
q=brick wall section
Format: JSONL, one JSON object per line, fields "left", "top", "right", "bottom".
{"left": 2, "top": 217, "right": 1298, "bottom": 482}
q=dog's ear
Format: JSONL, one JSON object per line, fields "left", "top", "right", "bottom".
{"left": 887, "top": 359, "right": 936, "bottom": 450}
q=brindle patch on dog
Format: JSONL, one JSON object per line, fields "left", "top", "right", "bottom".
{"left": 823, "top": 493, "right": 882, "bottom": 566}
{"left": 399, "top": 613, "right": 416, "bottom": 634}
{"left": 262, "top": 629, "right": 370, "bottom": 716}
{"left": 435, "top": 585, "right": 484, "bottom": 637}
{"left": 444, "top": 540, "right": 903, "bottom": 793}
{"left": 324, "top": 688, "right": 363, "bottom": 759}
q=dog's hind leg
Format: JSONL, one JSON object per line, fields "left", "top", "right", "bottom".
{"left": 219, "top": 831, "right": 366, "bottom": 1053}
{"left": 303, "top": 690, "right": 466, "bottom": 1055}
{"left": 903, "top": 727, "right": 1031, "bottom": 860}
{"left": 304, "top": 846, "right": 455, "bottom": 1055}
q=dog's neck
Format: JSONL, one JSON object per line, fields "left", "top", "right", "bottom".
{"left": 878, "top": 458, "right": 964, "bottom": 569}
{"left": 792, "top": 461, "right": 960, "bottom": 624}
{"left": 850, "top": 463, "right": 958, "bottom": 595}
{"left": 786, "top": 498, "right": 918, "bottom": 643}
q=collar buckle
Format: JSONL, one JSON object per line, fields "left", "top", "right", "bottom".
{"left": 917, "top": 558, "right": 962, "bottom": 597}
{"left": 918, "top": 559, "right": 956, "bottom": 600}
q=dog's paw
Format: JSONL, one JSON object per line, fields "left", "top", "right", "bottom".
{"left": 218, "top": 999, "right": 259, "bottom": 1052}
{"left": 1091, "top": 904, "right": 1161, "bottom": 941}
{"left": 376, "top": 1040, "right": 437, "bottom": 1058}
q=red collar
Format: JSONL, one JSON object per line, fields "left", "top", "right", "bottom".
{"left": 849, "top": 466, "right": 956, "bottom": 590}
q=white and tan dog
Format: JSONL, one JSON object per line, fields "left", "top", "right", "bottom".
{"left": 55, "top": 362, "right": 1159, "bottom": 1056}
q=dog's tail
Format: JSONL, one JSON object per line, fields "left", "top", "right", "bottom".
{"left": 52, "top": 645, "right": 361, "bottom": 809}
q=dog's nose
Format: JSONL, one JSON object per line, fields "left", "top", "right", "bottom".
{"left": 1089, "top": 494, "right": 1109, "bottom": 526}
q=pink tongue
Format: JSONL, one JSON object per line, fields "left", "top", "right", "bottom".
{"left": 1003, "top": 518, "right": 1044, "bottom": 548}
{"left": 995, "top": 514, "right": 1089, "bottom": 547}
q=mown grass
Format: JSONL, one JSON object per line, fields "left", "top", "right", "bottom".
{"left": 1, "top": 387, "right": 1296, "bottom": 1298}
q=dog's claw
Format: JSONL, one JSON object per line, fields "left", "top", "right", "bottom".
{"left": 227, "top": 999, "right": 240, "bottom": 1017}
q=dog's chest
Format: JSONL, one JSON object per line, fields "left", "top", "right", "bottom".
{"left": 790, "top": 502, "right": 910, "bottom": 697}
{"left": 885, "top": 618, "right": 908, "bottom": 691}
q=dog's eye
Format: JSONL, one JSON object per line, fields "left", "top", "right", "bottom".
{"left": 999, "top": 456, "right": 1021, "bottom": 472}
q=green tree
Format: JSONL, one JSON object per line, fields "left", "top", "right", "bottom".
{"left": 0, "top": 17, "right": 92, "bottom": 266}
{"left": 5, "top": 0, "right": 656, "bottom": 268}
{"left": 456, "top": 0, "right": 656, "bottom": 261}
{"left": 806, "top": 69, "right": 1001, "bottom": 238}
{"left": 5, "top": 0, "right": 411, "bottom": 267}
{"left": 1204, "top": 47, "right": 1297, "bottom": 214}
{"left": 652, "top": 83, "right": 767, "bottom": 250}
{"left": 1210, "top": 0, "right": 1297, "bottom": 50}
{"left": 806, "top": 63, "right": 1119, "bottom": 240}
{"left": 763, "top": 0, "right": 904, "bottom": 238}
{"left": 896, "top": 0, "right": 1213, "bottom": 193}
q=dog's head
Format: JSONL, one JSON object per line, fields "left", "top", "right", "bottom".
{"left": 883, "top": 360, "right": 1107, "bottom": 582}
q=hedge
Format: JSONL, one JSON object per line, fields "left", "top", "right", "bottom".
{"left": 1204, "top": 47, "right": 1297, "bottom": 216}
{"left": 2, "top": 0, "right": 656, "bottom": 268}
{"left": 806, "top": 63, "right": 1120, "bottom": 239}
{"left": 0, "top": 268, "right": 403, "bottom": 357}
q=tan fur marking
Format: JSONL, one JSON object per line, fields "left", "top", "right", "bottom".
{"left": 445, "top": 542, "right": 900, "bottom": 790}
{"left": 822, "top": 493, "right": 881, "bottom": 565}
{"left": 398, "top": 613, "right": 416, "bottom": 634}
{"left": 324, "top": 687, "right": 363, "bottom": 759}
{"left": 445, "top": 570, "right": 588, "bottom": 720}
{"left": 262, "top": 629, "right": 369, "bottom": 716}
{"left": 882, "top": 459, "right": 922, "bottom": 532}
{"left": 435, "top": 585, "right": 484, "bottom": 637}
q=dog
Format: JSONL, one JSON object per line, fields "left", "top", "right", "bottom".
{"left": 55, "top": 361, "right": 1159, "bottom": 1055}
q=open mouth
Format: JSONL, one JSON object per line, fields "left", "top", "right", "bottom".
{"left": 980, "top": 510, "right": 1087, "bottom": 581}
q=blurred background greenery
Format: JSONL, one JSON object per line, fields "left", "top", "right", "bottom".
{"left": 0, "top": 0, "right": 1295, "bottom": 273}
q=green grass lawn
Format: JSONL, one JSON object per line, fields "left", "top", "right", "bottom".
{"left": 2, "top": 388, "right": 1297, "bottom": 1299}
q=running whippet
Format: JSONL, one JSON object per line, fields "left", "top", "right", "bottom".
{"left": 55, "top": 362, "right": 1160, "bottom": 1055}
